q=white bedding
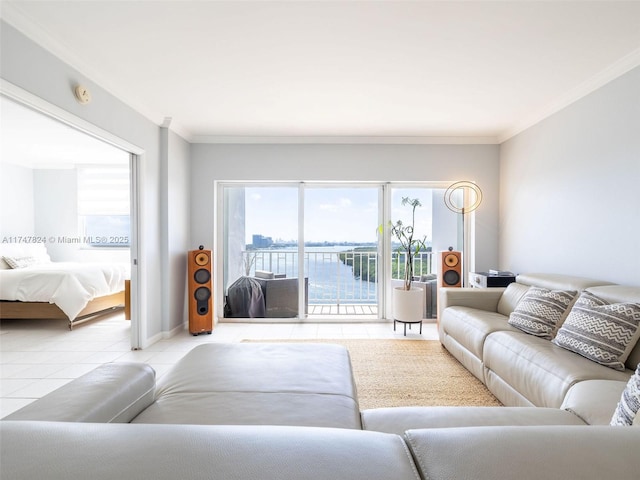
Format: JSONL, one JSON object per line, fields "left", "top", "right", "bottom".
{"left": 0, "top": 262, "right": 129, "bottom": 320}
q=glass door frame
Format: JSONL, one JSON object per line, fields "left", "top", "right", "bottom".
{"left": 301, "top": 182, "right": 383, "bottom": 319}
{"left": 215, "top": 180, "right": 471, "bottom": 322}
{"left": 382, "top": 182, "right": 462, "bottom": 319}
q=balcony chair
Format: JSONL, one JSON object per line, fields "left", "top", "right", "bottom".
{"left": 253, "top": 271, "right": 309, "bottom": 318}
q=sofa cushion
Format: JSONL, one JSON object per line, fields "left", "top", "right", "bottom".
{"left": 496, "top": 282, "right": 530, "bottom": 316}
{"left": 610, "top": 363, "right": 640, "bottom": 426}
{"left": 3, "top": 363, "right": 156, "bottom": 423}
{"left": 361, "top": 406, "right": 585, "bottom": 435}
{"left": 133, "top": 343, "right": 361, "bottom": 429}
{"left": 404, "top": 426, "right": 640, "bottom": 480}
{"left": 438, "top": 287, "right": 505, "bottom": 314}
{"left": 483, "top": 331, "right": 632, "bottom": 407}
{"left": 586, "top": 285, "right": 640, "bottom": 304}
{"left": 440, "top": 307, "right": 519, "bottom": 360}
{"left": 553, "top": 291, "right": 640, "bottom": 371}
{"left": 0, "top": 422, "right": 421, "bottom": 480}
{"left": 133, "top": 390, "right": 360, "bottom": 428}
{"left": 515, "top": 273, "right": 615, "bottom": 291}
{"left": 508, "top": 287, "right": 577, "bottom": 339}
{"left": 254, "top": 270, "right": 275, "bottom": 279}
{"left": 561, "top": 379, "right": 627, "bottom": 425}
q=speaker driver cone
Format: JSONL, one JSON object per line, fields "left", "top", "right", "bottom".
{"left": 194, "top": 287, "right": 211, "bottom": 301}
{"left": 194, "top": 268, "right": 211, "bottom": 284}
{"left": 443, "top": 270, "right": 460, "bottom": 286}
{"left": 195, "top": 252, "right": 209, "bottom": 266}
{"left": 444, "top": 253, "right": 459, "bottom": 267}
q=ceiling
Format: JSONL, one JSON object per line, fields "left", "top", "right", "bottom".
{"left": 2, "top": 1, "right": 640, "bottom": 143}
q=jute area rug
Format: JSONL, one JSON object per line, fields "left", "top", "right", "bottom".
{"left": 244, "top": 339, "right": 501, "bottom": 410}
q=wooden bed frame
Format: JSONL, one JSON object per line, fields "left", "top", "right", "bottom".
{"left": 0, "top": 290, "right": 126, "bottom": 330}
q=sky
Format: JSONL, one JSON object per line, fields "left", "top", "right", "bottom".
{"left": 243, "top": 186, "right": 435, "bottom": 244}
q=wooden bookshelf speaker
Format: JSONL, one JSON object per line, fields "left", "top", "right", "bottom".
{"left": 438, "top": 249, "right": 462, "bottom": 288}
{"left": 187, "top": 246, "right": 213, "bottom": 335}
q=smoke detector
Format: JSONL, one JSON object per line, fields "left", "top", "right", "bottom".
{"left": 74, "top": 85, "right": 91, "bottom": 105}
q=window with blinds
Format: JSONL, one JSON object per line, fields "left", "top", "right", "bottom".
{"left": 77, "top": 165, "right": 130, "bottom": 247}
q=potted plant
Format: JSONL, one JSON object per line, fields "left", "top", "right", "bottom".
{"left": 386, "top": 197, "right": 428, "bottom": 322}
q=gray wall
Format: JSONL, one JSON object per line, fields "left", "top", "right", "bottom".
{"left": 1, "top": 21, "right": 170, "bottom": 345}
{"left": 190, "top": 143, "right": 501, "bottom": 275}
{"left": 499, "top": 66, "right": 640, "bottom": 285}
{"left": 160, "top": 129, "right": 191, "bottom": 332}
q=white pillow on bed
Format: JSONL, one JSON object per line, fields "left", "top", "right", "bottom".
{"left": 3, "top": 255, "right": 40, "bottom": 269}
{"left": 0, "top": 243, "right": 51, "bottom": 269}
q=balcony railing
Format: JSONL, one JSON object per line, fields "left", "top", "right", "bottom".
{"left": 243, "top": 248, "right": 434, "bottom": 314}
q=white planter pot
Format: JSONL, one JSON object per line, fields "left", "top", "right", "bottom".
{"left": 392, "top": 286, "right": 424, "bottom": 321}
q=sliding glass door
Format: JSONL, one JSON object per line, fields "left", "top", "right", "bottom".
{"left": 222, "top": 185, "right": 300, "bottom": 319}
{"left": 219, "top": 182, "right": 463, "bottom": 321}
{"left": 303, "top": 186, "right": 380, "bottom": 317}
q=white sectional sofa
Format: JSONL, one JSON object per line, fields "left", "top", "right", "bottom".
{"left": 2, "top": 276, "right": 640, "bottom": 479}
{"left": 438, "top": 273, "right": 640, "bottom": 417}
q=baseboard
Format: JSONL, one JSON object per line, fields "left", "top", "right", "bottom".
{"left": 162, "top": 322, "right": 187, "bottom": 339}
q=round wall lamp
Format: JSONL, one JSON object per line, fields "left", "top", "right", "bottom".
{"left": 444, "top": 180, "right": 483, "bottom": 287}
{"left": 444, "top": 180, "right": 483, "bottom": 215}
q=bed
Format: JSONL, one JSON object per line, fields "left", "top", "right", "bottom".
{"left": 0, "top": 244, "right": 129, "bottom": 329}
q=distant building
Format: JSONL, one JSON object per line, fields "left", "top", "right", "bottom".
{"left": 252, "top": 234, "right": 273, "bottom": 248}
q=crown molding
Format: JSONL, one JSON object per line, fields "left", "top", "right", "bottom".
{"left": 188, "top": 135, "right": 499, "bottom": 145}
{"left": 3, "top": 3, "right": 637, "bottom": 147}
{"left": 498, "top": 47, "right": 640, "bottom": 143}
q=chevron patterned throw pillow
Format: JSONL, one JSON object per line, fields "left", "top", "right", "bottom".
{"left": 508, "top": 287, "right": 577, "bottom": 339}
{"left": 553, "top": 292, "right": 640, "bottom": 371}
{"left": 611, "top": 363, "right": 640, "bottom": 426}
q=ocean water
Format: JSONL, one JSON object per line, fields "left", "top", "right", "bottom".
{"left": 250, "top": 246, "right": 378, "bottom": 305}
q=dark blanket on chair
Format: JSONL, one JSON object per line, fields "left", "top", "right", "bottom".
{"left": 225, "top": 276, "right": 265, "bottom": 318}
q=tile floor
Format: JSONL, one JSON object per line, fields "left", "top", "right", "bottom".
{"left": 0, "top": 311, "right": 437, "bottom": 418}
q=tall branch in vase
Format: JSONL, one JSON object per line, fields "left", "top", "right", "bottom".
{"left": 389, "top": 197, "right": 427, "bottom": 291}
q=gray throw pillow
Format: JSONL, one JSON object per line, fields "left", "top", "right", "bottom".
{"left": 508, "top": 287, "right": 577, "bottom": 339}
{"left": 553, "top": 292, "right": 640, "bottom": 371}
{"left": 610, "top": 363, "right": 640, "bottom": 426}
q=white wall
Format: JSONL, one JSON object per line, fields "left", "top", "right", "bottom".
{"left": 0, "top": 162, "right": 33, "bottom": 237}
{"left": 190, "top": 143, "right": 501, "bottom": 278}
{"left": 1, "top": 20, "right": 166, "bottom": 344}
{"left": 499, "top": 66, "right": 640, "bottom": 285}
{"left": 33, "top": 169, "right": 76, "bottom": 261}
{"left": 32, "top": 169, "right": 130, "bottom": 263}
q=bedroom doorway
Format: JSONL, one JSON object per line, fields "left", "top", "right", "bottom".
{"left": 0, "top": 92, "right": 142, "bottom": 347}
